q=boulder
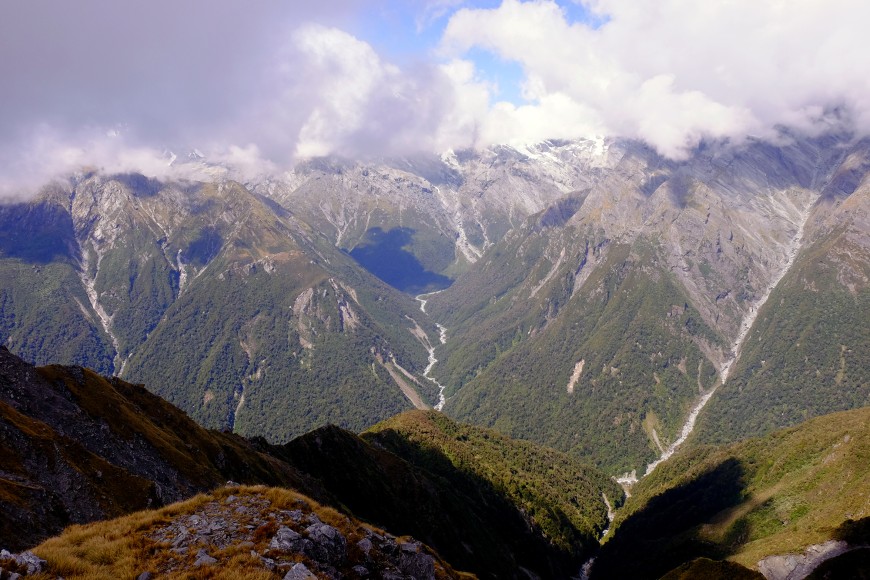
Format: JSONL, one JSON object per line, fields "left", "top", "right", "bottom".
{"left": 305, "top": 523, "right": 347, "bottom": 564}
{"left": 283, "top": 562, "right": 317, "bottom": 579}
{"left": 271, "top": 526, "right": 304, "bottom": 551}
{"left": 194, "top": 548, "right": 217, "bottom": 567}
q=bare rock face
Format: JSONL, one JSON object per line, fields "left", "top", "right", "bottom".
{"left": 757, "top": 540, "right": 850, "bottom": 580}
{"left": 283, "top": 563, "right": 317, "bottom": 579}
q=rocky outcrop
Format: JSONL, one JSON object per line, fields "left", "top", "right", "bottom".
{"left": 757, "top": 540, "right": 851, "bottom": 580}
{"left": 0, "top": 550, "right": 46, "bottom": 577}
{"left": 97, "top": 488, "right": 446, "bottom": 579}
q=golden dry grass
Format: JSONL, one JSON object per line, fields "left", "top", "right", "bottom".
{"left": 29, "top": 485, "right": 475, "bottom": 579}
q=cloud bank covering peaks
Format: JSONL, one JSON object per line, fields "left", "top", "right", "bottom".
{"left": 2, "top": 0, "right": 870, "bottom": 192}
{"left": 441, "top": 0, "right": 870, "bottom": 156}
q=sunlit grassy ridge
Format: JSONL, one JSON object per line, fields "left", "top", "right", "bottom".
{"left": 700, "top": 229, "right": 870, "bottom": 446}
{"left": 594, "top": 406, "right": 870, "bottom": 578}
{"left": 365, "top": 410, "right": 624, "bottom": 554}
{"left": 27, "top": 485, "right": 472, "bottom": 580}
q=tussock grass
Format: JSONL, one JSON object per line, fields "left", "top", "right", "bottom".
{"left": 29, "top": 485, "right": 472, "bottom": 579}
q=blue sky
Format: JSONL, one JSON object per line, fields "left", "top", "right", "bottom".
{"left": 353, "top": 0, "right": 602, "bottom": 105}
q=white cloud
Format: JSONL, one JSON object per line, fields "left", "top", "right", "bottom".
{"left": 255, "top": 24, "right": 478, "bottom": 161}
{"left": 0, "top": 128, "right": 281, "bottom": 197}
{"left": 3, "top": 0, "right": 870, "bottom": 194}
{"left": 441, "top": 0, "right": 870, "bottom": 157}
{"left": 0, "top": 127, "right": 171, "bottom": 197}
{"left": 291, "top": 25, "right": 403, "bottom": 157}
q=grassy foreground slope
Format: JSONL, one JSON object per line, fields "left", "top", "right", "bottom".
{"left": 594, "top": 406, "right": 870, "bottom": 579}
{"left": 1, "top": 349, "right": 618, "bottom": 578}
{"left": 22, "top": 485, "right": 471, "bottom": 580}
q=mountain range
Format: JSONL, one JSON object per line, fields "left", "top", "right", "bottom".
{"left": 0, "top": 130, "right": 869, "bottom": 577}
{"left": 3, "top": 133, "right": 868, "bottom": 470}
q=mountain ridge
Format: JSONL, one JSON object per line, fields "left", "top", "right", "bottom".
{"left": 0, "top": 347, "right": 615, "bottom": 578}
{"left": 1, "top": 133, "right": 868, "bottom": 477}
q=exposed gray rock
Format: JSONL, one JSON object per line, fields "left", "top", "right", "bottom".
{"left": 142, "top": 491, "right": 444, "bottom": 578}
{"left": 400, "top": 541, "right": 421, "bottom": 553}
{"left": 270, "top": 526, "right": 304, "bottom": 552}
{"left": 282, "top": 509, "right": 303, "bottom": 522}
{"left": 305, "top": 523, "right": 347, "bottom": 564}
{"left": 171, "top": 531, "right": 188, "bottom": 547}
{"left": 283, "top": 562, "right": 317, "bottom": 579}
{"left": 397, "top": 542, "right": 436, "bottom": 579}
{"left": 356, "top": 537, "right": 373, "bottom": 555}
{"left": 757, "top": 540, "right": 850, "bottom": 580}
{"left": 136, "top": 572, "right": 153, "bottom": 580}
{"left": 194, "top": 548, "right": 217, "bottom": 567}
{"left": 258, "top": 554, "right": 277, "bottom": 571}
{"left": 10, "top": 551, "right": 46, "bottom": 575}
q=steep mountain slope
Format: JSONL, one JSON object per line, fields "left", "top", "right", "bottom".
{"left": 0, "top": 345, "right": 309, "bottom": 552}
{"left": 422, "top": 134, "right": 868, "bottom": 475}
{"left": 259, "top": 138, "right": 612, "bottom": 280}
{"left": 699, "top": 140, "right": 870, "bottom": 444}
{"left": 2, "top": 133, "right": 867, "bottom": 474}
{"left": 0, "top": 349, "right": 618, "bottom": 579}
{"left": 365, "top": 410, "right": 622, "bottom": 556}
{"left": 0, "top": 187, "right": 115, "bottom": 373}
{"left": 437, "top": 228, "right": 723, "bottom": 475}
{"left": 0, "top": 174, "right": 442, "bottom": 440}
{"left": 593, "top": 406, "right": 870, "bottom": 579}
{"left": 272, "top": 411, "right": 620, "bottom": 578}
